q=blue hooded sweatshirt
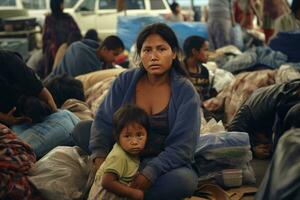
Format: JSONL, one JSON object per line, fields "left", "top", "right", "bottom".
{"left": 90, "top": 67, "right": 201, "bottom": 183}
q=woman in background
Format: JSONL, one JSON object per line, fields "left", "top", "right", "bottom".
{"left": 42, "top": 0, "right": 81, "bottom": 78}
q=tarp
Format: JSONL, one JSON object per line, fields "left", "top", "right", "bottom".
{"left": 117, "top": 16, "right": 208, "bottom": 50}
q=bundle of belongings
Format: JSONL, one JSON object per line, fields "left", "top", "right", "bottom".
{"left": 193, "top": 131, "right": 256, "bottom": 186}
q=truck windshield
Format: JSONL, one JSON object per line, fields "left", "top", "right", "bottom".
{"left": 0, "top": 0, "right": 16, "bottom": 6}
{"left": 65, "top": 0, "right": 78, "bottom": 8}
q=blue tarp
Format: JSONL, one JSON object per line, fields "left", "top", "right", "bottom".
{"left": 117, "top": 16, "right": 208, "bottom": 50}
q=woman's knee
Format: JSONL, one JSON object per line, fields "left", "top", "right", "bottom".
{"left": 145, "top": 167, "right": 198, "bottom": 200}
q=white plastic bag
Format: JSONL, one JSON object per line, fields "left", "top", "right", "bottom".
{"left": 28, "top": 146, "right": 92, "bottom": 200}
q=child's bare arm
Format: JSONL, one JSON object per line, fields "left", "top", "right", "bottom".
{"left": 102, "top": 172, "right": 144, "bottom": 200}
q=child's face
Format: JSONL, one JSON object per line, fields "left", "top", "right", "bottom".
{"left": 196, "top": 41, "right": 209, "bottom": 63}
{"left": 119, "top": 122, "right": 147, "bottom": 155}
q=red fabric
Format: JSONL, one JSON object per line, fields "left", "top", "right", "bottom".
{"left": 264, "top": 29, "right": 275, "bottom": 44}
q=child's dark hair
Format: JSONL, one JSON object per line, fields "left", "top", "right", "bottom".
{"left": 44, "top": 74, "right": 85, "bottom": 108}
{"left": 183, "top": 35, "right": 206, "bottom": 57}
{"left": 113, "top": 105, "right": 149, "bottom": 142}
{"left": 16, "top": 96, "right": 52, "bottom": 123}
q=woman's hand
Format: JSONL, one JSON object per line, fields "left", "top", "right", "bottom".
{"left": 0, "top": 107, "right": 31, "bottom": 126}
{"left": 130, "top": 173, "right": 151, "bottom": 191}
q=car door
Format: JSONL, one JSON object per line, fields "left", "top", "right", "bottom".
{"left": 67, "top": 0, "right": 97, "bottom": 35}
{"left": 95, "top": 0, "right": 147, "bottom": 39}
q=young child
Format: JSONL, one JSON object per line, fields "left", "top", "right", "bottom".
{"left": 183, "top": 35, "right": 217, "bottom": 101}
{"left": 88, "top": 104, "right": 149, "bottom": 200}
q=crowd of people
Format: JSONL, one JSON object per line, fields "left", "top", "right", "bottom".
{"left": 1, "top": 0, "right": 300, "bottom": 199}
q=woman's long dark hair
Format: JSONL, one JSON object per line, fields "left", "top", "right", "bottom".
{"left": 50, "top": 0, "right": 64, "bottom": 18}
{"left": 136, "top": 23, "right": 187, "bottom": 76}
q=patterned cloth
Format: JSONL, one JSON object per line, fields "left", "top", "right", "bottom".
{"left": 0, "top": 124, "right": 43, "bottom": 200}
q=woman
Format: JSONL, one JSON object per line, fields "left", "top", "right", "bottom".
{"left": 89, "top": 23, "right": 201, "bottom": 200}
{"left": 42, "top": 0, "right": 81, "bottom": 79}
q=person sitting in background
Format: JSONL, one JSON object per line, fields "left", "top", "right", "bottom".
{"left": 88, "top": 105, "right": 149, "bottom": 200}
{"left": 0, "top": 50, "right": 57, "bottom": 127}
{"left": 183, "top": 35, "right": 217, "bottom": 101}
{"left": 227, "top": 79, "right": 300, "bottom": 159}
{"left": 165, "top": 2, "right": 186, "bottom": 22}
{"left": 42, "top": 0, "right": 81, "bottom": 79}
{"left": 46, "top": 35, "right": 124, "bottom": 79}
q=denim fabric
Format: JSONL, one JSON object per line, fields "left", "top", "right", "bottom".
{"left": 139, "top": 158, "right": 198, "bottom": 200}
{"left": 144, "top": 167, "right": 198, "bottom": 200}
{"left": 221, "top": 47, "right": 288, "bottom": 73}
{"left": 11, "top": 110, "right": 80, "bottom": 158}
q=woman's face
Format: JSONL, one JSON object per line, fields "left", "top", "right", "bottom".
{"left": 140, "top": 34, "right": 176, "bottom": 77}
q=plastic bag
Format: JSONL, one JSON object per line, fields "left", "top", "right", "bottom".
{"left": 195, "top": 132, "right": 252, "bottom": 166}
{"left": 28, "top": 146, "right": 92, "bottom": 200}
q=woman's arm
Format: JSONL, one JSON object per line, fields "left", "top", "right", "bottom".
{"left": 38, "top": 87, "right": 58, "bottom": 112}
{"left": 102, "top": 173, "right": 143, "bottom": 200}
{"left": 0, "top": 108, "right": 31, "bottom": 126}
{"left": 90, "top": 72, "right": 129, "bottom": 163}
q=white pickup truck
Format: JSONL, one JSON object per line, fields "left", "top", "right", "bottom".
{"left": 18, "top": 0, "right": 171, "bottom": 39}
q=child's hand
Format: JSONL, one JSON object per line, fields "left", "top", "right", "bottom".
{"left": 130, "top": 173, "right": 151, "bottom": 191}
{"left": 130, "top": 189, "right": 144, "bottom": 200}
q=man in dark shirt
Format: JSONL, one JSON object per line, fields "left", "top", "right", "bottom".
{"left": 228, "top": 79, "right": 300, "bottom": 158}
{"left": 0, "top": 50, "right": 57, "bottom": 126}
